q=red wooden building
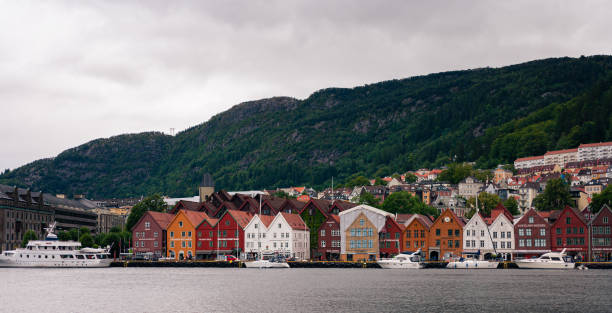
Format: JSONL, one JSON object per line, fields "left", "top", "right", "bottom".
{"left": 132, "top": 211, "right": 174, "bottom": 257}
{"left": 195, "top": 216, "right": 219, "bottom": 260}
{"left": 590, "top": 205, "right": 612, "bottom": 261}
{"left": 214, "top": 210, "right": 253, "bottom": 258}
{"left": 317, "top": 214, "right": 341, "bottom": 260}
{"left": 514, "top": 208, "right": 551, "bottom": 259}
{"left": 379, "top": 216, "right": 405, "bottom": 258}
{"left": 550, "top": 206, "right": 589, "bottom": 261}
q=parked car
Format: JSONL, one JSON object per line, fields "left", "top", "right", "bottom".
{"left": 217, "top": 255, "right": 238, "bottom": 262}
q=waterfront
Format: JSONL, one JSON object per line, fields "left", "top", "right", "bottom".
{"left": 1, "top": 268, "right": 611, "bottom": 312}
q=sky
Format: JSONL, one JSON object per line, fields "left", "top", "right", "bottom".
{"left": 1, "top": 0, "right": 611, "bottom": 171}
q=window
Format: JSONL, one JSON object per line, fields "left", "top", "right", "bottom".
{"left": 179, "top": 221, "right": 183, "bottom": 227}
{"left": 145, "top": 222, "right": 150, "bottom": 229}
{"left": 566, "top": 217, "right": 571, "bottom": 225}
{"left": 278, "top": 223, "right": 282, "bottom": 229}
{"left": 181, "top": 231, "right": 186, "bottom": 237}
{"left": 480, "top": 240, "right": 484, "bottom": 248}
{"left": 526, "top": 229, "right": 532, "bottom": 236}
{"left": 154, "top": 241, "right": 158, "bottom": 247}
{"left": 466, "top": 240, "right": 470, "bottom": 247}
{"left": 414, "top": 230, "right": 419, "bottom": 238}
{"left": 395, "top": 233, "right": 400, "bottom": 239}
{"left": 154, "top": 232, "right": 158, "bottom": 238}
{"left": 170, "top": 242, "right": 174, "bottom": 248}
{"left": 188, "top": 241, "right": 192, "bottom": 248}
{"left": 507, "top": 232, "right": 511, "bottom": 239}
{"left": 493, "top": 232, "right": 497, "bottom": 239}
{"left": 556, "top": 238, "right": 562, "bottom": 246}
{"left": 421, "top": 230, "right": 425, "bottom": 238}
{"left": 579, "top": 227, "right": 584, "bottom": 234}
{"left": 225, "top": 220, "right": 230, "bottom": 226}
{"left": 448, "top": 240, "right": 453, "bottom": 247}
{"left": 519, "top": 229, "right": 524, "bottom": 236}
{"left": 501, "top": 232, "right": 506, "bottom": 239}
{"left": 321, "top": 229, "right": 326, "bottom": 237}
{"left": 235, "top": 230, "right": 239, "bottom": 237}
{"left": 170, "top": 231, "right": 174, "bottom": 238}
{"left": 359, "top": 219, "right": 364, "bottom": 226}
{"left": 188, "top": 231, "right": 192, "bottom": 237}
{"left": 493, "top": 242, "right": 497, "bottom": 249}
{"left": 135, "top": 241, "right": 138, "bottom": 247}
{"left": 507, "top": 241, "right": 511, "bottom": 249}
{"left": 501, "top": 242, "right": 505, "bottom": 249}
{"left": 320, "top": 241, "right": 326, "bottom": 248}
{"left": 436, "top": 240, "right": 440, "bottom": 247}
{"left": 480, "top": 230, "right": 485, "bottom": 237}
{"left": 604, "top": 217, "right": 609, "bottom": 224}
{"left": 566, "top": 227, "right": 571, "bottom": 234}
{"left": 528, "top": 216, "right": 534, "bottom": 224}
{"left": 406, "top": 231, "right": 411, "bottom": 238}
{"left": 455, "top": 230, "right": 460, "bottom": 236}
{"left": 436, "top": 229, "right": 440, "bottom": 236}
{"left": 526, "top": 239, "right": 532, "bottom": 247}
{"left": 222, "top": 230, "right": 227, "bottom": 237}
{"left": 181, "top": 241, "right": 185, "bottom": 248}
{"left": 448, "top": 229, "right": 453, "bottom": 236}
{"left": 519, "top": 239, "right": 525, "bottom": 247}
{"left": 471, "top": 240, "right": 475, "bottom": 247}
{"left": 556, "top": 228, "right": 561, "bottom": 235}
{"left": 209, "top": 242, "right": 213, "bottom": 247}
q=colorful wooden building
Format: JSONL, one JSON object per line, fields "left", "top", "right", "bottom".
{"left": 379, "top": 216, "right": 405, "bottom": 258}
{"left": 590, "top": 205, "right": 612, "bottom": 261}
{"left": 215, "top": 210, "right": 252, "bottom": 258}
{"left": 317, "top": 214, "right": 341, "bottom": 260}
{"left": 514, "top": 208, "right": 551, "bottom": 259}
{"left": 195, "top": 215, "right": 219, "bottom": 260}
{"left": 166, "top": 210, "right": 209, "bottom": 260}
{"left": 550, "top": 206, "right": 589, "bottom": 260}
{"left": 339, "top": 204, "right": 394, "bottom": 261}
{"left": 428, "top": 209, "right": 464, "bottom": 260}
{"left": 131, "top": 211, "right": 174, "bottom": 257}
{"left": 402, "top": 214, "right": 432, "bottom": 256}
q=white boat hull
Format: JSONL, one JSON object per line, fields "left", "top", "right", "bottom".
{"left": 0, "top": 257, "right": 112, "bottom": 268}
{"left": 447, "top": 260, "right": 499, "bottom": 269}
{"left": 377, "top": 260, "right": 424, "bottom": 269}
{"left": 515, "top": 260, "right": 575, "bottom": 269}
{"left": 244, "top": 260, "right": 290, "bottom": 268}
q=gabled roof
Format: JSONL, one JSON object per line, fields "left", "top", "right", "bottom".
{"left": 329, "top": 200, "right": 358, "bottom": 213}
{"left": 432, "top": 208, "right": 465, "bottom": 227}
{"left": 182, "top": 210, "right": 210, "bottom": 228}
{"left": 395, "top": 214, "right": 413, "bottom": 224}
{"left": 338, "top": 204, "right": 395, "bottom": 218}
{"left": 299, "top": 198, "right": 332, "bottom": 216}
{"left": 489, "top": 203, "right": 514, "bottom": 223}
{"left": 328, "top": 214, "right": 340, "bottom": 224}
{"left": 381, "top": 215, "right": 405, "bottom": 232}
{"left": 148, "top": 211, "right": 175, "bottom": 230}
{"left": 590, "top": 205, "right": 612, "bottom": 225}
{"left": 281, "top": 198, "right": 307, "bottom": 212}
{"left": 224, "top": 210, "right": 254, "bottom": 229}
{"left": 280, "top": 212, "right": 309, "bottom": 231}
{"left": 404, "top": 214, "right": 433, "bottom": 229}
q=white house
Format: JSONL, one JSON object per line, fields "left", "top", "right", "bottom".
{"left": 267, "top": 213, "right": 310, "bottom": 260}
{"left": 462, "top": 213, "right": 494, "bottom": 257}
{"left": 243, "top": 213, "right": 310, "bottom": 260}
{"left": 487, "top": 205, "right": 515, "bottom": 261}
{"left": 244, "top": 214, "right": 274, "bottom": 259}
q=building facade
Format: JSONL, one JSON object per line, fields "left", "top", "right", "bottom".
{"left": 402, "top": 214, "right": 431, "bottom": 257}
{"left": 317, "top": 214, "right": 341, "bottom": 260}
{"left": 166, "top": 210, "right": 209, "bottom": 260}
{"left": 550, "top": 207, "right": 588, "bottom": 260}
{"left": 462, "top": 213, "right": 494, "bottom": 257}
{"left": 132, "top": 211, "right": 173, "bottom": 257}
{"left": 428, "top": 209, "right": 464, "bottom": 260}
{"left": 590, "top": 205, "right": 612, "bottom": 261}
{"left": 340, "top": 205, "right": 392, "bottom": 261}
{"left": 379, "top": 216, "right": 404, "bottom": 258}
{"left": 514, "top": 208, "right": 551, "bottom": 259}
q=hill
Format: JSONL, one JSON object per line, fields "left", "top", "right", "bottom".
{"left": 2, "top": 56, "right": 612, "bottom": 198}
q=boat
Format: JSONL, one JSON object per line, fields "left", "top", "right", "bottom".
{"left": 377, "top": 249, "right": 424, "bottom": 269}
{"left": 0, "top": 222, "right": 112, "bottom": 268}
{"left": 447, "top": 251, "right": 499, "bottom": 269}
{"left": 244, "top": 255, "right": 290, "bottom": 268}
{"left": 515, "top": 249, "right": 575, "bottom": 269}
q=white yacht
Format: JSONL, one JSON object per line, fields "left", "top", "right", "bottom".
{"left": 515, "top": 249, "right": 575, "bottom": 269}
{"left": 377, "top": 249, "right": 424, "bottom": 269}
{"left": 447, "top": 252, "right": 499, "bottom": 269}
{"left": 0, "top": 223, "right": 112, "bottom": 268}
{"left": 244, "top": 257, "right": 290, "bottom": 269}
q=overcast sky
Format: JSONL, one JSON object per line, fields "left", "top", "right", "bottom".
{"left": 1, "top": 0, "right": 611, "bottom": 171}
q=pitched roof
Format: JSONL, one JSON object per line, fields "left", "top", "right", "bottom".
{"left": 280, "top": 212, "right": 309, "bottom": 231}
{"left": 181, "top": 210, "right": 210, "bottom": 227}
{"left": 490, "top": 203, "right": 514, "bottom": 222}
{"left": 330, "top": 200, "right": 358, "bottom": 212}
{"left": 148, "top": 211, "right": 175, "bottom": 229}
{"left": 225, "top": 210, "right": 254, "bottom": 229}
{"left": 329, "top": 214, "right": 340, "bottom": 224}
{"left": 258, "top": 214, "right": 275, "bottom": 228}
{"left": 395, "top": 214, "right": 414, "bottom": 224}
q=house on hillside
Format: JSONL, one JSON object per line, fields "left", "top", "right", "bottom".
{"left": 458, "top": 177, "right": 484, "bottom": 198}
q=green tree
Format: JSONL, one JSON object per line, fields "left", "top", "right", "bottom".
{"left": 109, "top": 226, "right": 122, "bottom": 233}
{"left": 374, "top": 177, "right": 387, "bottom": 186}
{"left": 437, "top": 163, "right": 473, "bottom": 184}
{"left": 79, "top": 233, "right": 94, "bottom": 248}
{"left": 69, "top": 228, "right": 80, "bottom": 241}
{"left": 58, "top": 231, "right": 71, "bottom": 241}
{"left": 94, "top": 233, "right": 106, "bottom": 246}
{"left": 103, "top": 232, "right": 122, "bottom": 257}
{"left": 79, "top": 227, "right": 91, "bottom": 236}
{"left": 21, "top": 230, "right": 38, "bottom": 247}
{"left": 473, "top": 169, "right": 493, "bottom": 183}
{"left": 503, "top": 197, "right": 521, "bottom": 216}
{"left": 125, "top": 194, "right": 167, "bottom": 231}
{"left": 404, "top": 173, "right": 417, "bottom": 183}
{"left": 272, "top": 190, "right": 295, "bottom": 199}
{"left": 357, "top": 192, "right": 380, "bottom": 207}
{"left": 344, "top": 175, "right": 371, "bottom": 188}
{"left": 533, "top": 178, "right": 572, "bottom": 211}
{"left": 466, "top": 192, "right": 502, "bottom": 217}
{"left": 381, "top": 191, "right": 437, "bottom": 216}
{"left": 590, "top": 185, "right": 612, "bottom": 213}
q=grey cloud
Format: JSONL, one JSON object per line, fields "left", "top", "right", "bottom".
{"left": 1, "top": 0, "right": 611, "bottom": 170}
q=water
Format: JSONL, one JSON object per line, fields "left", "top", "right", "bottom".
{"left": 1, "top": 268, "right": 611, "bottom": 313}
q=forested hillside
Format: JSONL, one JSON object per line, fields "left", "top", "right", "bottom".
{"left": 2, "top": 56, "right": 612, "bottom": 198}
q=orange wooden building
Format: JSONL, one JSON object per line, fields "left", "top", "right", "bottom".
{"left": 166, "top": 210, "right": 209, "bottom": 260}
{"left": 427, "top": 209, "right": 465, "bottom": 260}
{"left": 402, "top": 214, "right": 433, "bottom": 257}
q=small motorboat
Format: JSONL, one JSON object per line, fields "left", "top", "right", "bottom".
{"left": 377, "top": 249, "right": 424, "bottom": 269}
{"left": 447, "top": 251, "right": 499, "bottom": 269}
{"left": 244, "top": 256, "right": 289, "bottom": 269}
{"left": 515, "top": 249, "right": 575, "bottom": 269}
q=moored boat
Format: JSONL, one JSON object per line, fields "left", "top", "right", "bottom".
{"left": 377, "top": 249, "right": 424, "bottom": 269}
{"left": 244, "top": 256, "right": 290, "bottom": 268}
{"left": 0, "top": 222, "right": 112, "bottom": 268}
{"left": 515, "top": 249, "right": 575, "bottom": 269}
{"left": 447, "top": 252, "right": 499, "bottom": 269}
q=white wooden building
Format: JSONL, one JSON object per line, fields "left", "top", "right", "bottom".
{"left": 462, "top": 213, "right": 494, "bottom": 257}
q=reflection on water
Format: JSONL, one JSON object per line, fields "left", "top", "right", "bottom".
{"left": 1, "top": 268, "right": 610, "bottom": 313}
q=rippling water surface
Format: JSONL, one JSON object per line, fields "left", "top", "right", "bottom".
{"left": 1, "top": 268, "right": 611, "bottom": 312}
